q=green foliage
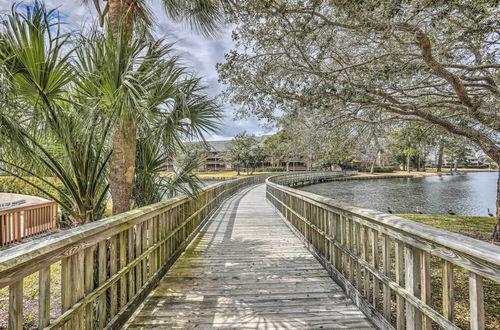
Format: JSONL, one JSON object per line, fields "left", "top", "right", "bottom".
{"left": 225, "top": 132, "right": 267, "bottom": 174}
{"left": 0, "top": 4, "right": 111, "bottom": 224}
{"left": 0, "top": 3, "right": 222, "bottom": 224}
{"left": 358, "top": 166, "right": 396, "bottom": 173}
{"left": 0, "top": 176, "right": 64, "bottom": 200}
{"left": 266, "top": 166, "right": 284, "bottom": 172}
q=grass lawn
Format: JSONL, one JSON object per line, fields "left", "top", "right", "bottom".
{"left": 397, "top": 214, "right": 499, "bottom": 329}
{"left": 398, "top": 213, "right": 496, "bottom": 242}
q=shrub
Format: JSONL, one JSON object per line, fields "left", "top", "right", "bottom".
{"left": 0, "top": 176, "right": 64, "bottom": 200}
{"left": 358, "top": 166, "right": 396, "bottom": 173}
{"left": 266, "top": 166, "right": 285, "bottom": 172}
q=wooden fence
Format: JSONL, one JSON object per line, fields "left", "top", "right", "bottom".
{"left": 266, "top": 172, "right": 500, "bottom": 330}
{"left": 0, "top": 176, "right": 262, "bottom": 330}
{"left": 0, "top": 201, "right": 58, "bottom": 246}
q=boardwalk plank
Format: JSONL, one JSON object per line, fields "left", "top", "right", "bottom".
{"left": 126, "top": 184, "right": 374, "bottom": 329}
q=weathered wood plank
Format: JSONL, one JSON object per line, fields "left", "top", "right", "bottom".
{"left": 421, "top": 250, "right": 432, "bottom": 330}
{"left": 442, "top": 260, "right": 455, "bottom": 322}
{"left": 9, "top": 280, "right": 23, "bottom": 330}
{"left": 39, "top": 266, "right": 51, "bottom": 328}
{"left": 469, "top": 272, "right": 485, "bottom": 330}
{"left": 395, "top": 241, "right": 405, "bottom": 330}
{"left": 405, "top": 245, "right": 422, "bottom": 330}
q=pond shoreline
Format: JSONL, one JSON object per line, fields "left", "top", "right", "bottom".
{"left": 355, "top": 168, "right": 498, "bottom": 179}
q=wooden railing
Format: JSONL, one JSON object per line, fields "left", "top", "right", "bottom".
{"left": 269, "top": 170, "right": 357, "bottom": 187}
{"left": 0, "top": 176, "right": 261, "bottom": 330}
{"left": 0, "top": 201, "right": 58, "bottom": 246}
{"left": 266, "top": 173, "right": 500, "bottom": 330}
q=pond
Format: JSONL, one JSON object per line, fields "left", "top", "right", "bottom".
{"left": 299, "top": 172, "right": 498, "bottom": 216}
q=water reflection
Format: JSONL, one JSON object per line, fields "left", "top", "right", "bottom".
{"left": 299, "top": 172, "right": 497, "bottom": 216}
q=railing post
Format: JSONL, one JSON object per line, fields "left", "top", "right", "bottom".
{"left": 442, "top": 260, "right": 455, "bottom": 322}
{"left": 39, "top": 266, "right": 51, "bottom": 328}
{"left": 404, "top": 245, "right": 422, "bottom": 330}
{"left": 9, "top": 280, "right": 23, "bottom": 330}
{"left": 469, "top": 272, "right": 485, "bottom": 330}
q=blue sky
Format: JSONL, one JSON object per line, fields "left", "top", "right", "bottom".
{"left": 0, "top": 0, "right": 271, "bottom": 140}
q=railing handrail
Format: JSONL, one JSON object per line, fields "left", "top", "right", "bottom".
{"left": 0, "top": 200, "right": 57, "bottom": 216}
{"left": 266, "top": 172, "right": 499, "bottom": 329}
{"left": 266, "top": 174, "right": 500, "bottom": 281}
{"left": 0, "top": 177, "right": 248, "bottom": 288}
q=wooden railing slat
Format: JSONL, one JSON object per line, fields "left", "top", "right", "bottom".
{"left": 395, "top": 241, "right": 405, "bottom": 330}
{"left": 421, "top": 251, "right": 432, "bottom": 330}
{"left": 9, "top": 280, "right": 23, "bottom": 330}
{"left": 469, "top": 272, "right": 485, "bottom": 330}
{"left": 442, "top": 260, "right": 455, "bottom": 322}
{"left": 39, "top": 266, "right": 51, "bottom": 328}
{"left": 382, "top": 233, "right": 391, "bottom": 321}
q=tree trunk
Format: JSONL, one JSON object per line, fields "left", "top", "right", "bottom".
{"left": 370, "top": 160, "right": 375, "bottom": 174}
{"left": 110, "top": 118, "right": 137, "bottom": 215}
{"left": 237, "top": 163, "right": 240, "bottom": 176}
{"left": 107, "top": 0, "right": 137, "bottom": 215}
{"left": 286, "top": 161, "right": 290, "bottom": 172}
{"left": 493, "top": 169, "right": 500, "bottom": 241}
{"left": 437, "top": 141, "right": 444, "bottom": 172}
{"left": 406, "top": 154, "right": 410, "bottom": 172}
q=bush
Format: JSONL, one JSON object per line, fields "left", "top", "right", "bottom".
{"left": 266, "top": 166, "right": 285, "bottom": 172}
{"left": 462, "top": 164, "right": 497, "bottom": 169}
{"left": 358, "top": 166, "right": 396, "bottom": 173}
{"left": 0, "top": 176, "right": 64, "bottom": 200}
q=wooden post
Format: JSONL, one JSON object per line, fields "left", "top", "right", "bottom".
{"left": 404, "top": 245, "right": 422, "bottom": 330}
{"left": 9, "top": 280, "right": 23, "bottom": 330}
{"left": 469, "top": 272, "right": 485, "bottom": 330}
{"left": 382, "top": 234, "right": 391, "bottom": 321}
{"left": 98, "top": 241, "right": 107, "bottom": 329}
{"left": 395, "top": 241, "right": 405, "bottom": 330}
{"left": 39, "top": 266, "right": 51, "bottom": 328}
{"left": 371, "top": 230, "right": 379, "bottom": 308}
{"left": 442, "top": 260, "right": 455, "bottom": 322}
{"left": 71, "top": 251, "right": 85, "bottom": 329}
{"left": 84, "top": 246, "right": 96, "bottom": 329}
{"left": 362, "top": 226, "right": 371, "bottom": 302}
{"left": 61, "top": 256, "right": 72, "bottom": 329}
{"left": 420, "top": 251, "right": 432, "bottom": 330}
{"left": 109, "top": 235, "right": 118, "bottom": 317}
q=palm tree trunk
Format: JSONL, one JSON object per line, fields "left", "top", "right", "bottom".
{"left": 108, "top": 0, "right": 137, "bottom": 215}
{"left": 110, "top": 118, "right": 137, "bottom": 214}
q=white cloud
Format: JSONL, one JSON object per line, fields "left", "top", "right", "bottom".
{"left": 0, "top": 0, "right": 268, "bottom": 140}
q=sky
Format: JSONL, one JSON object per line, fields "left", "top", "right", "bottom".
{"left": 0, "top": 0, "right": 272, "bottom": 141}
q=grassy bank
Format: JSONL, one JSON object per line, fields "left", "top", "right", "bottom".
{"left": 398, "top": 214, "right": 499, "bottom": 329}
{"left": 398, "top": 213, "right": 496, "bottom": 243}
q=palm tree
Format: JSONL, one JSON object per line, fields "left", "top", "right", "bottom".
{"left": 0, "top": 3, "right": 222, "bottom": 223}
{"left": 83, "top": 0, "right": 233, "bottom": 215}
{"left": 0, "top": 5, "right": 111, "bottom": 224}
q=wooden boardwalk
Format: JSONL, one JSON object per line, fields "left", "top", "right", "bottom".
{"left": 126, "top": 184, "right": 374, "bottom": 329}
